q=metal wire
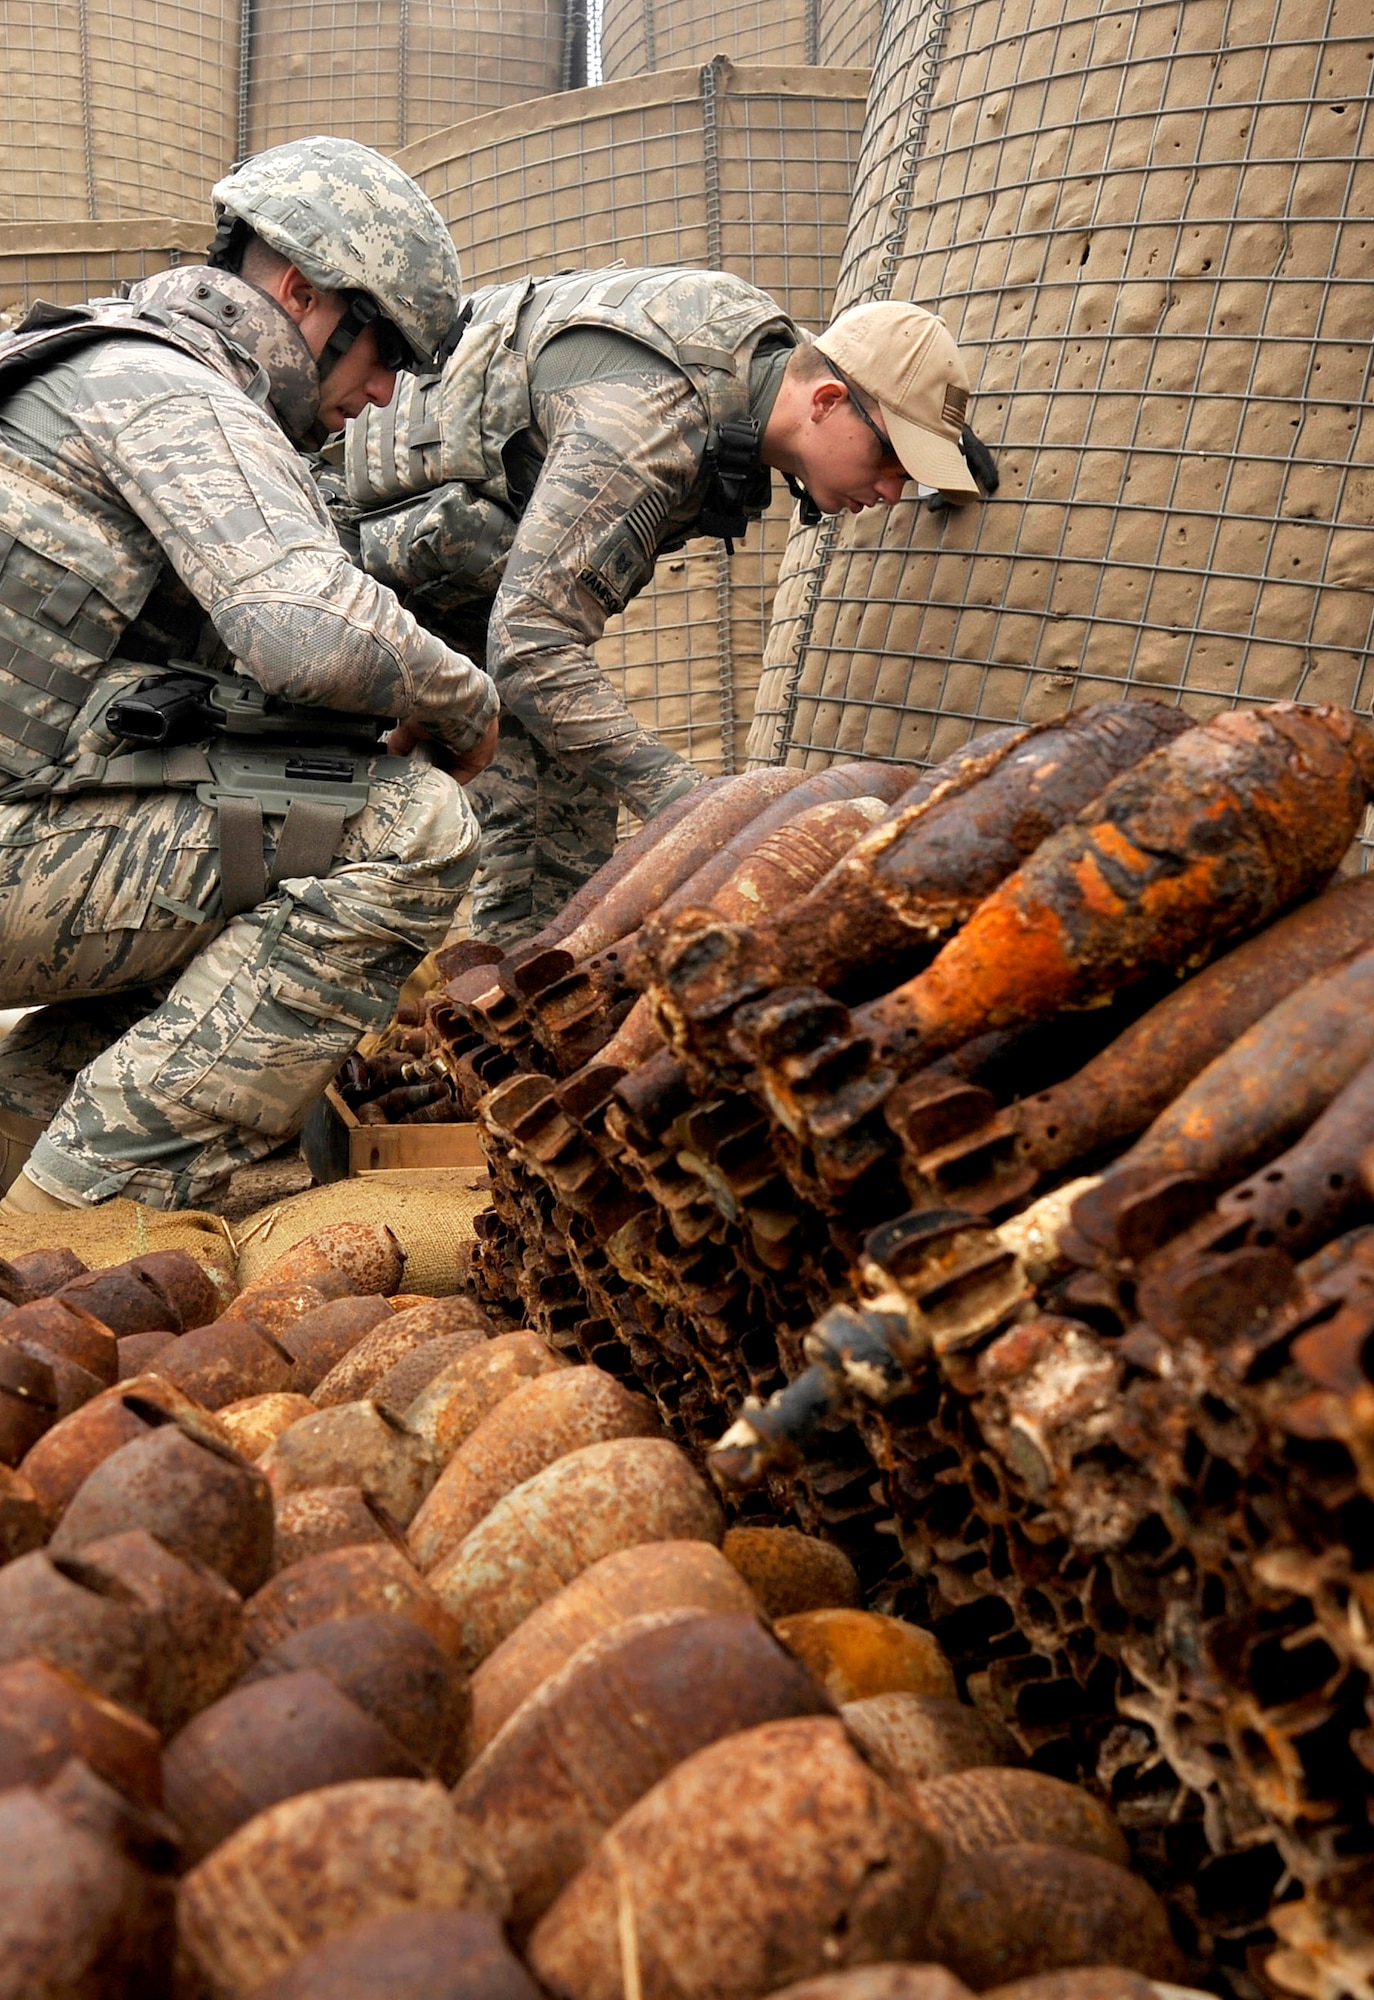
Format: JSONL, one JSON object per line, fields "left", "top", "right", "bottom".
{"left": 599, "top": 0, "right": 881, "bottom": 82}
{"left": 0, "top": 221, "right": 209, "bottom": 321}
{"left": 751, "top": 0, "right": 1374, "bottom": 806}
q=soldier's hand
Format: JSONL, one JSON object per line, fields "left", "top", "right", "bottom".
{"left": 387, "top": 712, "right": 499, "bottom": 784}
{"left": 448, "top": 713, "right": 500, "bottom": 783}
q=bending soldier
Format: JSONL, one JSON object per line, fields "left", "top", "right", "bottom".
{"left": 0, "top": 135, "right": 498, "bottom": 1214}
{"left": 348, "top": 272, "right": 989, "bottom": 944}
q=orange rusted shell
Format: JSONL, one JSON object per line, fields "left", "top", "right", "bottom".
{"left": 74, "top": 1528, "right": 244, "bottom": 1735}
{"left": 529, "top": 1716, "right": 942, "bottom": 2000}
{"left": 0, "top": 1462, "right": 47, "bottom": 1560}
{"left": 902, "top": 1768, "right": 1130, "bottom": 1867}
{"left": 123, "top": 1249, "right": 222, "bottom": 1332}
{"left": 721, "top": 1525, "right": 860, "bottom": 1619}
{"left": 4, "top": 1246, "right": 88, "bottom": 1296}
{"left": 762, "top": 1969, "right": 975, "bottom": 2000}
{"left": 150, "top": 1319, "right": 298, "bottom": 1411}
{"left": 774, "top": 1609, "right": 956, "bottom": 1705}
{"left": 841, "top": 1694, "right": 1022, "bottom": 1797}
{"left": 925, "top": 1843, "right": 1183, "bottom": 1988}
{"left": 243, "top": 1543, "right": 462, "bottom": 1664}
{"left": 223, "top": 1280, "right": 336, "bottom": 1337}
{"left": 261, "top": 1403, "right": 437, "bottom": 1528}
{"left": 312, "top": 1313, "right": 486, "bottom": 1410}
{"left": 372, "top": 1331, "right": 498, "bottom": 1419}
{"left": 386, "top": 1295, "right": 493, "bottom": 1335}
{"left": 164, "top": 1670, "right": 421, "bottom": 1865}
{"left": 0, "top": 1339, "right": 58, "bottom": 1466}
{"left": 456, "top": 1609, "right": 830, "bottom": 1937}
{"left": 0, "top": 1773, "right": 176, "bottom": 1998}
{"left": 403, "top": 1331, "right": 565, "bottom": 1462}
{"left": 980, "top": 1973, "right": 1158, "bottom": 2000}
{"left": 0, "top": 1657, "right": 162, "bottom": 1806}
{"left": 0, "top": 1548, "right": 154, "bottom": 1716}
{"left": 277, "top": 1297, "right": 395, "bottom": 1394}
{"left": 57, "top": 1265, "right": 173, "bottom": 1339}
{"left": 469, "top": 1539, "right": 759, "bottom": 1754}
{"left": 252, "top": 1222, "right": 407, "bottom": 1298}
{"left": 176, "top": 1778, "right": 507, "bottom": 2000}
{"left": 117, "top": 1329, "right": 179, "bottom": 1379}
{"left": 246, "top": 1907, "right": 540, "bottom": 1999}
{"left": 19, "top": 1378, "right": 232, "bottom": 1528}
{"left": 51, "top": 1417, "right": 274, "bottom": 1598}
{"left": 219, "top": 1393, "right": 317, "bottom": 1460}
{"left": 271, "top": 1485, "right": 406, "bottom": 1573}
{"left": 243, "top": 1610, "right": 470, "bottom": 1783}
{"left": 408, "top": 1368, "right": 661, "bottom": 1572}
{"left": 3, "top": 1296, "right": 118, "bottom": 1385}
{"left": 428, "top": 1436, "right": 723, "bottom": 1672}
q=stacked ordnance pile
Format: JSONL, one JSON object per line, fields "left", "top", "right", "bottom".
{"left": 0, "top": 1218, "right": 1185, "bottom": 1997}
{"left": 425, "top": 700, "right": 1374, "bottom": 2000}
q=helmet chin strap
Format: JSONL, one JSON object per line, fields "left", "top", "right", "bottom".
{"left": 783, "top": 469, "right": 823, "bottom": 527}
{"left": 316, "top": 291, "right": 414, "bottom": 381}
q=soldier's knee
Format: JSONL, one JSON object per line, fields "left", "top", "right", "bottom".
{"left": 343, "top": 759, "right": 482, "bottom": 889}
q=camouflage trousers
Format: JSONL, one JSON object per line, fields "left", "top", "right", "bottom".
{"left": 0, "top": 757, "right": 480, "bottom": 1209}
{"left": 465, "top": 713, "right": 619, "bottom": 945}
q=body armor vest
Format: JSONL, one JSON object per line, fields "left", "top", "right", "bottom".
{"left": 346, "top": 264, "right": 797, "bottom": 545}
{"left": 0, "top": 282, "right": 398, "bottom": 915}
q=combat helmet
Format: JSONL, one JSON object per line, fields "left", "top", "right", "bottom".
{"left": 210, "top": 135, "right": 462, "bottom": 373}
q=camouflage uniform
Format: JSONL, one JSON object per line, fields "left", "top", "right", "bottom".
{"left": 348, "top": 265, "right": 798, "bottom": 941}
{"left": 0, "top": 152, "right": 497, "bottom": 1208}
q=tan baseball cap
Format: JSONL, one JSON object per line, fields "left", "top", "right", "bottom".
{"left": 816, "top": 300, "right": 980, "bottom": 497}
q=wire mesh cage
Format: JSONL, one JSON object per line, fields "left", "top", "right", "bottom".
{"left": 402, "top": 59, "right": 867, "bottom": 773}
{"left": 0, "top": 219, "right": 208, "bottom": 320}
{"left": 598, "top": 0, "right": 884, "bottom": 83}
{"left": 0, "top": 0, "right": 239, "bottom": 220}
{"left": 244, "top": 0, "right": 569, "bottom": 154}
{"left": 749, "top": 0, "right": 1374, "bottom": 776}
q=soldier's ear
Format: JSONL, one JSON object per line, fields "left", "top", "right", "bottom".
{"left": 270, "top": 261, "right": 321, "bottom": 329}
{"left": 811, "top": 379, "right": 848, "bottom": 424}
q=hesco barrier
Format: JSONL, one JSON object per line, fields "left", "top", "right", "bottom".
{"left": 748, "top": 0, "right": 1374, "bottom": 772}
{"left": 598, "top": 0, "right": 884, "bottom": 81}
{"left": 245, "top": 0, "right": 571, "bottom": 155}
{"left": 0, "top": 0, "right": 238, "bottom": 220}
{"left": 0, "top": 220, "right": 208, "bottom": 320}
{"left": 402, "top": 60, "right": 867, "bottom": 775}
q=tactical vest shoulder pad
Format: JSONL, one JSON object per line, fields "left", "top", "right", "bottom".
{"left": 0, "top": 296, "right": 220, "bottom": 404}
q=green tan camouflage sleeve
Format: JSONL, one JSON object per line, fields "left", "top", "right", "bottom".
{"left": 72, "top": 341, "right": 497, "bottom": 754}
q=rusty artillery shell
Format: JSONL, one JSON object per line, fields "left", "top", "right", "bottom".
{"left": 261, "top": 1402, "right": 438, "bottom": 1528}
{"left": 312, "top": 1313, "right": 479, "bottom": 1409}
{"left": 506, "top": 770, "right": 809, "bottom": 996}
{"left": 0, "top": 1657, "right": 162, "bottom": 1807}
{"left": 457, "top": 1609, "right": 831, "bottom": 1938}
{"left": 980, "top": 1973, "right": 1158, "bottom": 2000}
{"left": 243, "top": 1610, "right": 470, "bottom": 1783}
{"left": 841, "top": 1693, "right": 1022, "bottom": 1798}
{"left": 428, "top": 1436, "right": 723, "bottom": 1671}
{"left": 0, "top": 1548, "right": 154, "bottom": 1715}
{"left": 248, "top": 1221, "right": 407, "bottom": 1298}
{"left": 0, "top": 1462, "right": 46, "bottom": 1559}
{"left": 18, "top": 1376, "right": 232, "bottom": 1527}
{"left": 123, "top": 1249, "right": 221, "bottom": 1331}
{"left": 75, "top": 1528, "right": 243, "bottom": 1734}
{"left": 164, "top": 1670, "right": 422, "bottom": 1865}
{"left": 222, "top": 1279, "right": 338, "bottom": 1338}
{"left": 409, "top": 1367, "right": 662, "bottom": 1572}
{"left": 117, "top": 1328, "right": 179, "bottom": 1378}
{"left": 245, "top": 1906, "right": 542, "bottom": 2000}
{"left": 404, "top": 1330, "right": 565, "bottom": 1462}
{"left": 761, "top": 1971, "right": 976, "bottom": 2000}
{"left": 0, "top": 1338, "right": 58, "bottom": 1465}
{"left": 721, "top": 1525, "right": 860, "bottom": 1618}
{"left": 528, "top": 1715, "right": 942, "bottom": 2000}
{"left": 1207, "top": 1043, "right": 1374, "bottom": 1260}
{"left": 924, "top": 1842, "right": 1182, "bottom": 1989}
{"left": 2, "top": 1295, "right": 118, "bottom": 1385}
{"left": 219, "top": 1392, "right": 317, "bottom": 1460}
{"left": 903, "top": 1767, "right": 1129, "bottom": 1867}
{"left": 774, "top": 1608, "right": 956, "bottom": 1706}
{"left": 277, "top": 1295, "right": 396, "bottom": 1393}
{"left": 5, "top": 1245, "right": 88, "bottom": 1296}
{"left": 469, "top": 1538, "right": 760, "bottom": 1753}
{"left": 373, "top": 1331, "right": 497, "bottom": 1418}
{"left": 150, "top": 1318, "right": 298, "bottom": 1411}
{"left": 57, "top": 1264, "right": 175, "bottom": 1339}
{"left": 176, "top": 1778, "right": 508, "bottom": 2000}
{"left": 857, "top": 703, "right": 1374, "bottom": 1072}
{"left": 272, "top": 1484, "right": 406, "bottom": 1572}
{"left": 51, "top": 1415, "right": 275, "bottom": 1598}
{"left": 1017, "top": 875, "right": 1374, "bottom": 1179}
{"left": 243, "top": 1542, "right": 462, "bottom": 1663}
{"left": 0, "top": 1773, "right": 176, "bottom": 2000}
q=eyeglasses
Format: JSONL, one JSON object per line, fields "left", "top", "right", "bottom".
{"left": 349, "top": 292, "right": 414, "bottom": 372}
{"left": 815, "top": 350, "right": 906, "bottom": 469}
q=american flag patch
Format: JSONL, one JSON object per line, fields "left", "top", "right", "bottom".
{"left": 943, "top": 384, "right": 969, "bottom": 428}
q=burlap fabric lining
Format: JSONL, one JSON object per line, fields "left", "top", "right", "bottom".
{"left": 0, "top": 1200, "right": 236, "bottom": 1295}
{"left": 235, "top": 1170, "right": 491, "bottom": 1296}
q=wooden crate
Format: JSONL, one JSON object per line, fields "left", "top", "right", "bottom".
{"left": 303, "top": 1084, "right": 488, "bottom": 1182}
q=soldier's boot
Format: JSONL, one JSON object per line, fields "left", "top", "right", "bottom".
{"left": 0, "top": 1109, "right": 46, "bottom": 1197}
{"left": 1, "top": 1164, "right": 82, "bottom": 1213}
